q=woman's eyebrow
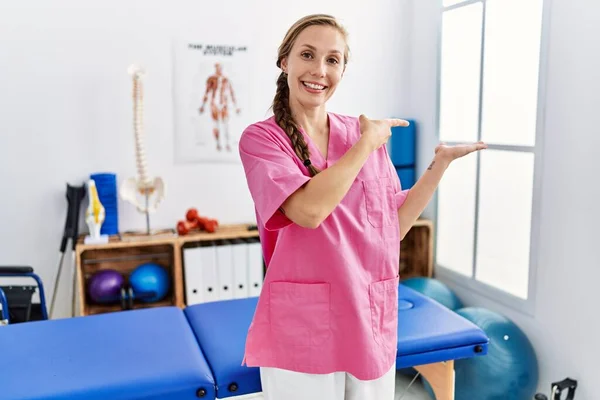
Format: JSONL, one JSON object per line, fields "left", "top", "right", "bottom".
{"left": 300, "top": 44, "right": 342, "bottom": 55}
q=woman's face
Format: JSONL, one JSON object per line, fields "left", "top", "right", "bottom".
{"left": 281, "top": 25, "right": 346, "bottom": 110}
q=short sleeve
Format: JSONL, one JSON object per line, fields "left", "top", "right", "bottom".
{"left": 239, "top": 124, "right": 311, "bottom": 231}
{"left": 395, "top": 189, "right": 409, "bottom": 209}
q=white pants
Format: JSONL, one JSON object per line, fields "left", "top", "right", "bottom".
{"left": 259, "top": 362, "right": 396, "bottom": 400}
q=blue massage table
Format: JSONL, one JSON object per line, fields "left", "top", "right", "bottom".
{"left": 0, "top": 285, "right": 488, "bottom": 400}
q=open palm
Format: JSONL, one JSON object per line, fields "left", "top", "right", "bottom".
{"left": 435, "top": 141, "right": 488, "bottom": 162}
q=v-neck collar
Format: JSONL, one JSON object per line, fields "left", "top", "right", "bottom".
{"left": 299, "top": 112, "right": 347, "bottom": 169}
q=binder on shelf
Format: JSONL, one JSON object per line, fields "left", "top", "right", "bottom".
{"left": 183, "top": 245, "right": 203, "bottom": 305}
{"left": 183, "top": 241, "right": 219, "bottom": 305}
{"left": 201, "top": 242, "right": 220, "bottom": 303}
{"left": 231, "top": 239, "right": 249, "bottom": 299}
{"left": 182, "top": 236, "right": 265, "bottom": 305}
{"left": 216, "top": 240, "right": 234, "bottom": 301}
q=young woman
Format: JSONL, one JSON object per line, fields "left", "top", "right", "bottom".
{"left": 238, "top": 14, "right": 486, "bottom": 400}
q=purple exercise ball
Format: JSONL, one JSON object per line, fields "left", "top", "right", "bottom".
{"left": 88, "top": 269, "right": 124, "bottom": 303}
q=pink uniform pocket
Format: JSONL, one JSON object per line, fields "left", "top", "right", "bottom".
{"left": 269, "top": 281, "right": 331, "bottom": 346}
{"left": 369, "top": 276, "right": 399, "bottom": 349}
{"left": 362, "top": 178, "right": 396, "bottom": 228}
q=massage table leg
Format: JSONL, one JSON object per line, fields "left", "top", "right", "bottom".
{"left": 414, "top": 360, "right": 455, "bottom": 400}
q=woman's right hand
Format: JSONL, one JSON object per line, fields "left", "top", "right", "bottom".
{"left": 358, "top": 114, "right": 410, "bottom": 152}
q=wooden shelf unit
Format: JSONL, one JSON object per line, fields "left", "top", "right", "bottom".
{"left": 75, "top": 224, "right": 259, "bottom": 316}
{"left": 400, "top": 219, "right": 434, "bottom": 280}
{"left": 75, "top": 220, "right": 433, "bottom": 316}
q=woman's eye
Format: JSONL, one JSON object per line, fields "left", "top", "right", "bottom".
{"left": 301, "top": 52, "right": 312, "bottom": 59}
{"left": 328, "top": 58, "right": 339, "bottom": 64}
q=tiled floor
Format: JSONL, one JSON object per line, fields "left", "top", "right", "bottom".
{"left": 394, "top": 372, "right": 432, "bottom": 400}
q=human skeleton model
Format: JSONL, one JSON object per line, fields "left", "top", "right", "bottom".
{"left": 199, "top": 62, "right": 241, "bottom": 152}
{"left": 120, "top": 64, "right": 165, "bottom": 233}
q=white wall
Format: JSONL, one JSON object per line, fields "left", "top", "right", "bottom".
{"left": 404, "top": 0, "right": 600, "bottom": 398}
{"left": 0, "top": 0, "right": 409, "bottom": 318}
{"left": 7, "top": 0, "right": 597, "bottom": 396}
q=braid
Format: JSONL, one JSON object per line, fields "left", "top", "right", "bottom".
{"left": 272, "top": 72, "right": 320, "bottom": 176}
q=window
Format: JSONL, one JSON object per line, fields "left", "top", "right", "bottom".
{"left": 435, "top": 0, "right": 546, "bottom": 308}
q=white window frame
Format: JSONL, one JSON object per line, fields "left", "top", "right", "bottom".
{"left": 433, "top": 0, "right": 553, "bottom": 316}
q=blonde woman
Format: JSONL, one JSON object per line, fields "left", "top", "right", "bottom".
{"left": 239, "top": 14, "right": 486, "bottom": 400}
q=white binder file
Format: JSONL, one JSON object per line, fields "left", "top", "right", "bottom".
{"left": 200, "top": 243, "right": 219, "bottom": 303}
{"left": 231, "top": 239, "right": 249, "bottom": 299}
{"left": 183, "top": 235, "right": 264, "bottom": 306}
{"left": 183, "top": 246, "right": 204, "bottom": 305}
{"left": 216, "top": 240, "right": 234, "bottom": 301}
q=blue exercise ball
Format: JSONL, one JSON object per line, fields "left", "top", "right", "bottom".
{"left": 129, "top": 263, "right": 170, "bottom": 303}
{"left": 452, "top": 307, "right": 538, "bottom": 399}
{"left": 401, "top": 277, "right": 463, "bottom": 310}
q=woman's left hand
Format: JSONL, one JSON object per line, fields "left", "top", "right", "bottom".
{"left": 434, "top": 141, "right": 488, "bottom": 163}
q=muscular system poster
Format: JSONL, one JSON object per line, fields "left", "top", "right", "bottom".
{"left": 172, "top": 40, "right": 250, "bottom": 163}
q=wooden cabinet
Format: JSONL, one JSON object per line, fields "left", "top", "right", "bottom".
{"left": 75, "top": 220, "right": 433, "bottom": 316}
{"left": 75, "top": 224, "right": 258, "bottom": 316}
{"left": 400, "top": 219, "right": 434, "bottom": 280}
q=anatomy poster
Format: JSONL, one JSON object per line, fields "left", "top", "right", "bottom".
{"left": 172, "top": 40, "right": 250, "bottom": 163}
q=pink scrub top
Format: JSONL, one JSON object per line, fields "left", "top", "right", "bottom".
{"left": 238, "top": 112, "right": 409, "bottom": 381}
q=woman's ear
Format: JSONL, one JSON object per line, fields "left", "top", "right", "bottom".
{"left": 280, "top": 57, "right": 288, "bottom": 74}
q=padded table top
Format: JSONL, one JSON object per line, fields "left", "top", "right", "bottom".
{"left": 0, "top": 307, "right": 215, "bottom": 400}
{"left": 396, "top": 284, "right": 488, "bottom": 368}
{"left": 0, "top": 284, "right": 488, "bottom": 400}
{"left": 185, "top": 285, "right": 488, "bottom": 397}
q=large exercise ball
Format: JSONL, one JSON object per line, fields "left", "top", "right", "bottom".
{"left": 88, "top": 269, "right": 124, "bottom": 303}
{"left": 401, "top": 277, "right": 463, "bottom": 310}
{"left": 129, "top": 263, "right": 170, "bottom": 303}
{"left": 429, "top": 307, "right": 538, "bottom": 400}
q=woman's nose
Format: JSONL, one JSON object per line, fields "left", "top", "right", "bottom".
{"left": 310, "top": 61, "right": 326, "bottom": 77}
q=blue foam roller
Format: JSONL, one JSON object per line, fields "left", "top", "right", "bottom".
{"left": 396, "top": 167, "right": 415, "bottom": 189}
{"left": 389, "top": 119, "right": 416, "bottom": 167}
{"left": 90, "top": 172, "right": 119, "bottom": 235}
